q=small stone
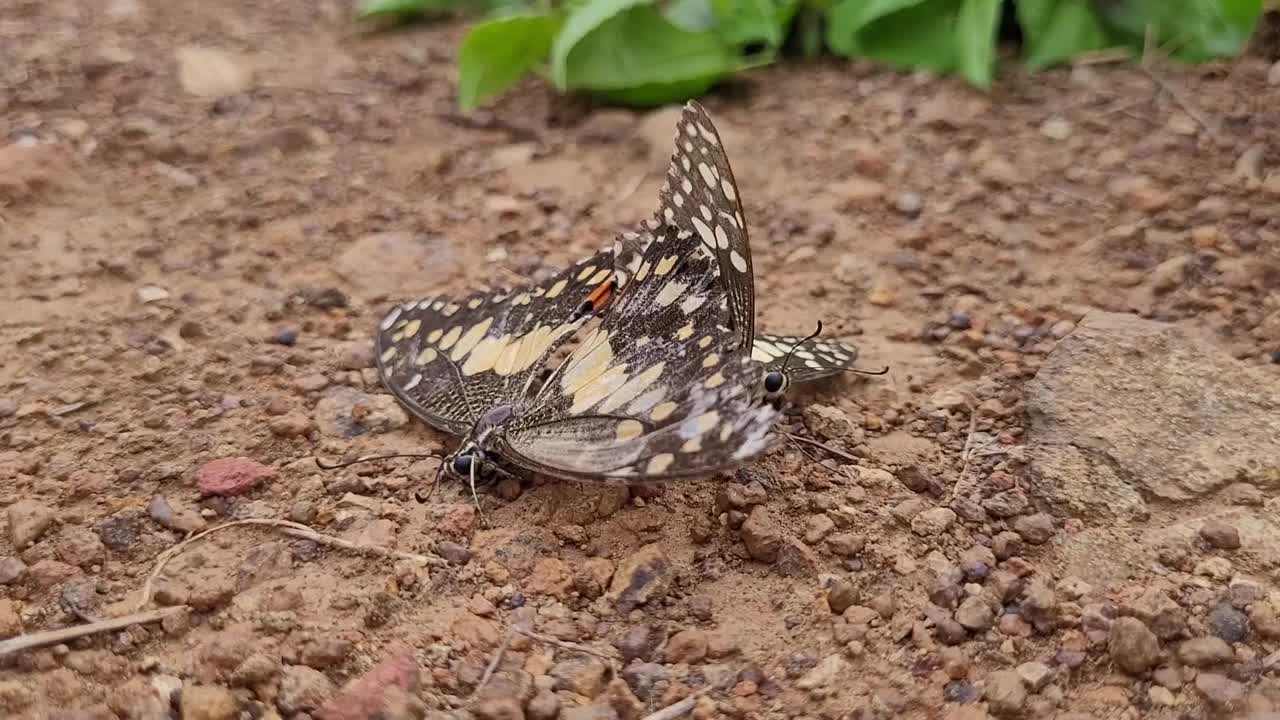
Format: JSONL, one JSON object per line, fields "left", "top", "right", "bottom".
{"left": 1020, "top": 579, "right": 1059, "bottom": 634}
{"left": 665, "top": 629, "right": 708, "bottom": 665}
{"left": 827, "top": 533, "right": 865, "bottom": 557}
{"left": 1249, "top": 597, "right": 1280, "bottom": 639}
{"left": 196, "top": 457, "right": 273, "bottom": 497}
{"left": 1015, "top": 662, "right": 1052, "bottom": 692}
{"left": 980, "top": 157, "right": 1022, "bottom": 187}
{"left": 179, "top": 686, "right": 238, "bottom": 720}
{"left": 609, "top": 544, "right": 673, "bottom": 611}
{"left": 991, "top": 531, "right": 1022, "bottom": 560}
{"left": 0, "top": 557, "right": 27, "bottom": 585}
{"left": 1148, "top": 685, "right": 1177, "bottom": 706}
{"left": 300, "top": 637, "right": 354, "bottom": 670}
{"left": 527, "top": 691, "right": 560, "bottom": 720}
{"left": 910, "top": 507, "right": 956, "bottom": 535}
{"left": 803, "top": 514, "right": 835, "bottom": 544}
{"left": 891, "top": 497, "right": 928, "bottom": 524}
{"left": 435, "top": 541, "right": 471, "bottom": 566}
{"left": 526, "top": 557, "right": 573, "bottom": 598}
{"left": 550, "top": 656, "right": 609, "bottom": 697}
{"left": 1179, "top": 636, "right": 1235, "bottom": 667}
{"left": 1221, "top": 483, "right": 1264, "bottom": 506}
{"left": 135, "top": 285, "right": 170, "bottom": 303}
{"left": 998, "top": 614, "right": 1032, "bottom": 637}
{"left": 1012, "top": 513, "right": 1054, "bottom": 544}
{"left": 7, "top": 500, "right": 56, "bottom": 549}
{"left": 175, "top": 46, "right": 254, "bottom": 97}
{"left": 1234, "top": 144, "right": 1266, "bottom": 182}
{"left": 472, "top": 697, "right": 523, "bottom": 720}
{"left": 1208, "top": 603, "right": 1249, "bottom": 643}
{"left": 827, "top": 579, "right": 859, "bottom": 615}
{"left": 955, "top": 596, "right": 994, "bottom": 631}
{"left": 1195, "top": 672, "right": 1247, "bottom": 711}
{"left": 796, "top": 654, "right": 847, "bottom": 690}
{"left": 230, "top": 655, "right": 279, "bottom": 687}
{"left": 1108, "top": 617, "right": 1161, "bottom": 674}
{"left": 892, "top": 191, "right": 923, "bottom": 218}
{"left": 0, "top": 599, "right": 22, "bottom": 638}
{"left": 319, "top": 651, "right": 419, "bottom": 720}
{"left": 740, "top": 506, "right": 783, "bottom": 563}
{"left": 802, "top": 404, "right": 860, "bottom": 443}
{"left": 934, "top": 618, "right": 968, "bottom": 645}
{"left": 1040, "top": 117, "right": 1072, "bottom": 140}
{"left": 616, "top": 625, "right": 663, "bottom": 662}
{"left": 148, "top": 495, "right": 207, "bottom": 534}
{"left": 187, "top": 576, "right": 236, "bottom": 612}
{"left": 984, "top": 670, "right": 1026, "bottom": 716}
{"left": 278, "top": 665, "right": 335, "bottom": 714}
{"left": 1194, "top": 556, "right": 1234, "bottom": 581}
{"left": 1200, "top": 519, "right": 1241, "bottom": 550}
{"left": 944, "top": 680, "right": 982, "bottom": 704}
{"left": 268, "top": 412, "right": 314, "bottom": 438}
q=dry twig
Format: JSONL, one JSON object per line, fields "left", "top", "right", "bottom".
{"left": 944, "top": 407, "right": 980, "bottom": 507}
{"left": 513, "top": 627, "right": 621, "bottom": 664}
{"left": 640, "top": 688, "right": 712, "bottom": 720}
{"left": 783, "top": 432, "right": 861, "bottom": 465}
{"left": 474, "top": 627, "right": 516, "bottom": 695}
{"left": 0, "top": 606, "right": 187, "bottom": 658}
{"left": 136, "top": 518, "right": 445, "bottom": 612}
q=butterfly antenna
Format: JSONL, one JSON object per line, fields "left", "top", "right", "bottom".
{"left": 415, "top": 463, "right": 446, "bottom": 504}
{"left": 469, "top": 459, "right": 488, "bottom": 528}
{"left": 315, "top": 452, "right": 443, "bottom": 470}
{"left": 843, "top": 364, "right": 890, "bottom": 376}
{"left": 779, "top": 321, "right": 825, "bottom": 376}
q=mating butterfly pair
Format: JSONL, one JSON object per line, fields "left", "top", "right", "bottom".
{"left": 374, "top": 102, "right": 861, "bottom": 491}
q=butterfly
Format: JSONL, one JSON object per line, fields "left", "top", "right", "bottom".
{"left": 374, "top": 224, "right": 782, "bottom": 500}
{"left": 611, "top": 101, "right": 868, "bottom": 407}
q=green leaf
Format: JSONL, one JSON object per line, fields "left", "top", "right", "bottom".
{"left": 664, "top": 0, "right": 718, "bottom": 31}
{"left": 709, "top": 0, "right": 786, "bottom": 47}
{"left": 1015, "top": 0, "right": 1110, "bottom": 70}
{"left": 955, "top": 0, "right": 1001, "bottom": 88}
{"left": 359, "top": 0, "right": 454, "bottom": 17}
{"left": 1091, "top": 0, "right": 1262, "bottom": 62}
{"left": 825, "top": 0, "right": 930, "bottom": 55}
{"left": 557, "top": 3, "right": 741, "bottom": 102}
{"left": 457, "top": 14, "right": 562, "bottom": 110}
{"left": 551, "top": 0, "right": 652, "bottom": 88}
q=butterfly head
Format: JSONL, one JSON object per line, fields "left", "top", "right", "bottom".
{"left": 761, "top": 369, "right": 790, "bottom": 406}
{"left": 440, "top": 442, "right": 497, "bottom": 483}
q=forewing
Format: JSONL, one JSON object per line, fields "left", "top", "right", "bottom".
{"left": 653, "top": 100, "right": 755, "bottom": 348}
{"left": 752, "top": 333, "right": 860, "bottom": 385}
{"left": 375, "top": 250, "right": 616, "bottom": 435}
{"left": 502, "top": 228, "right": 780, "bottom": 481}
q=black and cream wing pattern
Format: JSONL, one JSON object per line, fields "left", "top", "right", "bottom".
{"left": 375, "top": 250, "right": 616, "bottom": 436}
{"left": 751, "top": 332, "right": 861, "bottom": 385}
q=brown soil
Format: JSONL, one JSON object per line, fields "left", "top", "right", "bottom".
{"left": 2, "top": 2, "right": 1279, "bottom": 719}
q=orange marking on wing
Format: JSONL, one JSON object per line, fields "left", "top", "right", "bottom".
{"left": 585, "top": 279, "right": 615, "bottom": 312}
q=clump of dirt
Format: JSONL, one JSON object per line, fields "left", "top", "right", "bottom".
{"left": 1, "top": 1, "right": 1279, "bottom": 719}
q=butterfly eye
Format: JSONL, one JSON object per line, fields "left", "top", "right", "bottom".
{"left": 451, "top": 453, "right": 474, "bottom": 477}
{"left": 763, "top": 371, "right": 786, "bottom": 395}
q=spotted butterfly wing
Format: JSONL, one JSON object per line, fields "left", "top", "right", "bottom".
{"left": 497, "top": 227, "right": 780, "bottom": 481}
{"left": 652, "top": 101, "right": 755, "bottom": 349}
{"left": 752, "top": 333, "right": 861, "bottom": 385}
{"left": 375, "top": 250, "right": 616, "bottom": 436}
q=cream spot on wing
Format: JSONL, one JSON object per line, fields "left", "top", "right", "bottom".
{"left": 599, "top": 362, "right": 665, "bottom": 414}
{"left": 673, "top": 193, "right": 684, "bottom": 208}
{"left": 635, "top": 336, "right": 651, "bottom": 348}
{"left": 627, "top": 387, "right": 665, "bottom": 414}
{"left": 401, "top": 318, "right": 422, "bottom": 339}
{"left": 683, "top": 140, "right": 694, "bottom": 152}
{"left": 703, "top": 371, "right": 725, "bottom": 388}
{"left": 403, "top": 373, "right": 422, "bottom": 390}
{"left": 512, "top": 293, "right": 532, "bottom": 306}
{"left": 380, "top": 347, "right": 397, "bottom": 362}
{"left": 654, "top": 254, "right": 679, "bottom": 276}
{"left": 431, "top": 301, "right": 445, "bottom": 311}
{"left": 646, "top": 453, "right": 675, "bottom": 474}
{"left": 655, "top": 280, "right": 687, "bottom": 307}
{"left": 560, "top": 331, "right": 613, "bottom": 395}
{"left": 492, "top": 332, "right": 527, "bottom": 376}
{"left": 722, "top": 178, "right": 737, "bottom": 201}
{"left": 681, "top": 437, "right": 702, "bottom": 453}
{"left": 681, "top": 155, "right": 691, "bottom": 171}
{"left": 577, "top": 265, "right": 597, "bottom": 281}
{"left": 698, "top": 162, "right": 716, "bottom": 188}
{"left": 806, "top": 359, "right": 822, "bottom": 369}
{"left": 545, "top": 279, "right": 568, "bottom": 298}
{"left": 650, "top": 401, "right": 677, "bottom": 422}
{"left": 533, "top": 286, "right": 545, "bottom": 297}
{"left": 681, "top": 178, "right": 693, "bottom": 194}
{"left": 697, "top": 123, "right": 718, "bottom": 144}
{"left": 690, "top": 216, "right": 716, "bottom": 253}
{"left": 616, "top": 419, "right": 644, "bottom": 441}
{"left": 438, "top": 326, "right": 463, "bottom": 351}
{"left": 468, "top": 298, "right": 482, "bottom": 309}
{"left": 720, "top": 424, "right": 733, "bottom": 441}
{"left": 450, "top": 317, "right": 493, "bottom": 361}
{"left": 635, "top": 261, "right": 652, "bottom": 282}
{"left": 589, "top": 268, "right": 612, "bottom": 286}
{"left": 715, "top": 224, "right": 730, "bottom": 250}
{"left": 684, "top": 122, "right": 697, "bottom": 137}
{"left": 461, "top": 335, "right": 507, "bottom": 376}
{"left": 379, "top": 307, "right": 401, "bottom": 330}
{"left": 794, "top": 350, "right": 815, "bottom": 360}
{"left": 699, "top": 204, "right": 712, "bottom": 222}
{"left": 754, "top": 339, "right": 781, "bottom": 356}
{"left": 675, "top": 322, "right": 695, "bottom": 341}
{"left": 698, "top": 335, "right": 713, "bottom": 348}
{"left": 443, "top": 303, "right": 460, "bottom": 316}
{"left": 702, "top": 353, "right": 720, "bottom": 368}
{"left": 664, "top": 207, "right": 675, "bottom": 222}
{"left": 416, "top": 347, "right": 438, "bottom": 365}
{"left": 730, "top": 249, "right": 748, "bottom": 273}
{"left": 570, "top": 364, "right": 628, "bottom": 414}
{"left": 680, "top": 294, "right": 707, "bottom": 314}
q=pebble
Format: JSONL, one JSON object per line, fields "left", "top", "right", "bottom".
{"left": 991, "top": 531, "right": 1023, "bottom": 560}
{"left": 435, "top": 541, "right": 472, "bottom": 566}
{"left": 1015, "top": 661, "right": 1053, "bottom": 692}
{"left": 827, "top": 533, "right": 865, "bottom": 557}
{"left": 911, "top": 507, "right": 956, "bottom": 536}
{"left": 148, "top": 495, "right": 206, "bottom": 533}
{"left": 803, "top": 514, "right": 835, "bottom": 544}
{"left": 0, "top": 599, "right": 22, "bottom": 638}
{"left": 984, "top": 670, "right": 1027, "bottom": 715}
{"left": 609, "top": 544, "right": 672, "bottom": 611}
{"left": 796, "top": 654, "right": 847, "bottom": 689}
{"left": 301, "top": 637, "right": 354, "bottom": 670}
{"left": 616, "top": 624, "right": 663, "bottom": 662}
{"left": 550, "top": 657, "right": 609, "bottom": 698}
{"left": 1178, "top": 636, "right": 1235, "bottom": 667}
{"left": 1194, "top": 556, "right": 1233, "bottom": 581}
{"left": 230, "top": 655, "right": 279, "bottom": 687}
{"left": 188, "top": 576, "right": 236, "bottom": 612}
{"left": 0, "top": 557, "right": 27, "bottom": 585}
{"left": 526, "top": 691, "right": 560, "bottom": 720}
{"left": 1148, "top": 685, "right": 1177, "bottom": 706}
{"left": 1249, "top": 597, "right": 1280, "bottom": 639}
{"left": 944, "top": 680, "right": 983, "bottom": 704}
{"left": 1108, "top": 617, "right": 1161, "bottom": 674}
{"left": 892, "top": 191, "right": 923, "bottom": 217}
{"left": 1208, "top": 603, "right": 1249, "bottom": 643}
{"left": 268, "top": 412, "right": 314, "bottom": 437}
{"left": 665, "top": 628, "right": 708, "bottom": 664}
{"left": 135, "top": 285, "right": 170, "bottom": 304}
{"left": 1199, "top": 519, "right": 1241, "bottom": 550}
{"left": 179, "top": 686, "right": 238, "bottom": 720}
{"left": 473, "top": 697, "right": 524, "bottom": 720}
{"left": 801, "top": 404, "right": 860, "bottom": 443}
{"left": 1040, "top": 117, "right": 1072, "bottom": 140}
{"left": 1012, "top": 513, "right": 1054, "bottom": 544}
{"left": 1020, "top": 580, "right": 1058, "bottom": 634}
{"left": 740, "top": 506, "right": 783, "bottom": 563}
{"left": 7, "top": 500, "right": 56, "bottom": 549}
{"left": 175, "top": 46, "right": 254, "bottom": 97}
{"left": 891, "top": 497, "right": 928, "bottom": 524}
{"left": 827, "top": 579, "right": 859, "bottom": 614}
{"left": 196, "top": 457, "right": 273, "bottom": 497}
{"left": 1195, "top": 672, "right": 1247, "bottom": 711}
{"left": 955, "top": 596, "right": 994, "bottom": 631}
{"left": 277, "top": 665, "right": 335, "bottom": 714}
{"left": 1221, "top": 483, "right": 1264, "bottom": 506}
{"left": 982, "top": 490, "right": 1028, "bottom": 519}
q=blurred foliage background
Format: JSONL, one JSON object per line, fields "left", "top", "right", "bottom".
{"left": 358, "top": 0, "right": 1275, "bottom": 109}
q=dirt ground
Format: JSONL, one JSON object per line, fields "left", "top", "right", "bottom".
{"left": 3, "top": 1, "right": 1280, "bottom": 719}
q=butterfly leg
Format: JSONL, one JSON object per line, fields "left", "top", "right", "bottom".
{"left": 469, "top": 460, "right": 488, "bottom": 527}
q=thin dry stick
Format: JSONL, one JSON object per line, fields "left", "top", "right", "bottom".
{"left": 641, "top": 688, "right": 711, "bottom": 720}
{"left": 783, "top": 432, "right": 861, "bottom": 465}
{"left": 513, "top": 627, "right": 621, "bottom": 664}
{"left": 0, "top": 606, "right": 187, "bottom": 658}
{"left": 945, "top": 408, "right": 980, "bottom": 506}
{"left": 474, "top": 627, "right": 516, "bottom": 695}
{"left": 1140, "top": 65, "right": 1221, "bottom": 139}
{"left": 136, "top": 518, "right": 446, "bottom": 612}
